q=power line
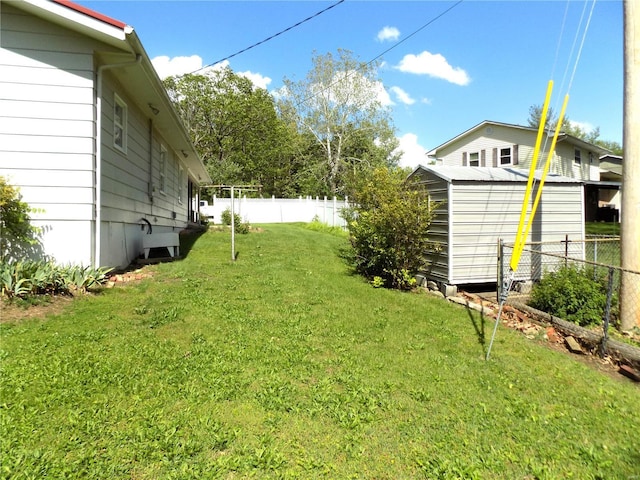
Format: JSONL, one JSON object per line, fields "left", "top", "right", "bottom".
{"left": 293, "top": 0, "right": 464, "bottom": 109}
{"left": 365, "top": 0, "right": 464, "bottom": 68}
{"left": 192, "top": 0, "right": 345, "bottom": 75}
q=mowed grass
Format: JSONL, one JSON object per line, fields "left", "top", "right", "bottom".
{"left": 586, "top": 221, "right": 620, "bottom": 236}
{"left": 1, "top": 224, "right": 638, "bottom": 479}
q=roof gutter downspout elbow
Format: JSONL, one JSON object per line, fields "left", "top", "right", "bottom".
{"left": 95, "top": 53, "right": 142, "bottom": 268}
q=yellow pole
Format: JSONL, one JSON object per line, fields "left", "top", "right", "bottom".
{"left": 510, "top": 80, "right": 554, "bottom": 271}
{"left": 520, "top": 94, "right": 570, "bottom": 244}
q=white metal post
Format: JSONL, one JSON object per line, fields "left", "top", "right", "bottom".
{"left": 230, "top": 186, "right": 235, "bottom": 261}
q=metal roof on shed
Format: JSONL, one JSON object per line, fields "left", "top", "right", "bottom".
{"left": 414, "top": 166, "right": 584, "bottom": 184}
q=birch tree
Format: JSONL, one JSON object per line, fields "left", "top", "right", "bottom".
{"left": 281, "top": 49, "right": 399, "bottom": 196}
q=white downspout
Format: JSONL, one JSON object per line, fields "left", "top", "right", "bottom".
{"left": 94, "top": 52, "right": 141, "bottom": 268}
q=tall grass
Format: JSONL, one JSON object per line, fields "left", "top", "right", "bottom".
{"left": 1, "top": 224, "right": 638, "bottom": 479}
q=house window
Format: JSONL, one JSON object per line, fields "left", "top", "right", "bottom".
{"left": 178, "top": 166, "right": 184, "bottom": 204}
{"left": 114, "top": 94, "right": 127, "bottom": 152}
{"left": 469, "top": 152, "right": 480, "bottom": 166}
{"left": 574, "top": 148, "right": 582, "bottom": 166}
{"left": 159, "top": 145, "right": 167, "bottom": 194}
{"left": 499, "top": 147, "right": 512, "bottom": 165}
{"left": 589, "top": 152, "right": 594, "bottom": 164}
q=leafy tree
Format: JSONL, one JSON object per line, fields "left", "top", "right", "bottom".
{"left": 342, "top": 167, "right": 438, "bottom": 290}
{"left": 281, "top": 49, "right": 399, "bottom": 196}
{"left": 527, "top": 104, "right": 622, "bottom": 155}
{"left": 0, "top": 177, "right": 41, "bottom": 262}
{"left": 164, "top": 68, "right": 295, "bottom": 196}
{"left": 527, "top": 104, "right": 570, "bottom": 132}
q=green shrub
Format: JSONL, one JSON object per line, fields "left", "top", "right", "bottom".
{"left": 0, "top": 177, "right": 41, "bottom": 262}
{"left": 0, "top": 260, "right": 112, "bottom": 299}
{"left": 62, "top": 264, "right": 113, "bottom": 293}
{"left": 221, "top": 208, "right": 249, "bottom": 234}
{"left": 529, "top": 264, "right": 608, "bottom": 327}
{"left": 342, "top": 167, "right": 439, "bottom": 290}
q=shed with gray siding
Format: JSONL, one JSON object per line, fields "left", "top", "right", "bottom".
{"left": 409, "top": 166, "right": 585, "bottom": 287}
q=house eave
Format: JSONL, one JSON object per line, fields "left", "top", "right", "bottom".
{"left": 118, "top": 31, "right": 211, "bottom": 184}
{"left": 12, "top": 0, "right": 132, "bottom": 50}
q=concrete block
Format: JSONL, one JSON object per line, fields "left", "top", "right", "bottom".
{"left": 440, "top": 283, "right": 457, "bottom": 297}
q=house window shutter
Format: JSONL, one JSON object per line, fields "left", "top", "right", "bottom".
{"left": 462, "top": 152, "right": 467, "bottom": 166}
{"left": 513, "top": 144, "right": 519, "bottom": 165}
{"left": 492, "top": 148, "right": 498, "bottom": 167}
{"left": 481, "top": 149, "right": 486, "bottom": 167}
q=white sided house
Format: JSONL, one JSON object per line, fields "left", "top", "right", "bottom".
{"left": 0, "top": 0, "right": 211, "bottom": 268}
{"left": 425, "top": 121, "right": 611, "bottom": 223}
{"left": 426, "top": 120, "right": 607, "bottom": 180}
{"left": 408, "top": 166, "right": 585, "bottom": 289}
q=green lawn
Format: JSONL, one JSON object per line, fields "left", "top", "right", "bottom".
{"left": 586, "top": 221, "right": 620, "bottom": 236}
{"left": 1, "top": 224, "right": 638, "bottom": 479}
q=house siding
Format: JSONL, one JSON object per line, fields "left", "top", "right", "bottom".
{"left": 99, "top": 76, "right": 190, "bottom": 268}
{"left": 411, "top": 167, "right": 584, "bottom": 286}
{"left": 0, "top": 3, "right": 100, "bottom": 265}
{"left": 1, "top": 2, "right": 202, "bottom": 269}
{"left": 435, "top": 123, "right": 600, "bottom": 182}
{"left": 410, "top": 168, "right": 450, "bottom": 284}
{"left": 448, "top": 182, "right": 583, "bottom": 284}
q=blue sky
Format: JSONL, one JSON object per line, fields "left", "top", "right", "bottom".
{"left": 81, "top": 0, "right": 623, "bottom": 168}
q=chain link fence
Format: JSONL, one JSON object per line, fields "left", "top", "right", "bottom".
{"left": 498, "top": 236, "right": 640, "bottom": 354}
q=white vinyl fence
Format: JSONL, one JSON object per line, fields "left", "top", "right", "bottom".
{"left": 207, "top": 196, "right": 349, "bottom": 227}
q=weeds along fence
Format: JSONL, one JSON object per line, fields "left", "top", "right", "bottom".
{"left": 499, "top": 236, "right": 640, "bottom": 352}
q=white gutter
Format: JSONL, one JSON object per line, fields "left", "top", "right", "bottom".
{"left": 94, "top": 50, "right": 141, "bottom": 268}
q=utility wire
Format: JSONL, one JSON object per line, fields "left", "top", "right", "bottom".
{"left": 294, "top": 0, "right": 464, "bottom": 108}
{"left": 566, "top": 0, "right": 597, "bottom": 94}
{"left": 365, "top": 0, "right": 464, "bottom": 68}
{"left": 191, "top": 0, "right": 344, "bottom": 74}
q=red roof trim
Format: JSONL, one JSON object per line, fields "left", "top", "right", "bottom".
{"left": 50, "top": 0, "right": 127, "bottom": 30}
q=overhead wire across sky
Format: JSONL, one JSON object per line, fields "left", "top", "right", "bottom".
{"left": 191, "top": 0, "right": 345, "bottom": 75}
{"left": 294, "top": 0, "right": 465, "bottom": 109}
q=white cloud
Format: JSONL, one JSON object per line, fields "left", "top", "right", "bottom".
{"left": 151, "top": 55, "right": 204, "bottom": 79}
{"left": 396, "top": 51, "right": 470, "bottom": 86}
{"left": 568, "top": 120, "right": 595, "bottom": 133}
{"left": 151, "top": 55, "right": 271, "bottom": 90}
{"left": 390, "top": 86, "right": 415, "bottom": 105}
{"left": 238, "top": 70, "right": 272, "bottom": 90}
{"left": 394, "top": 133, "right": 428, "bottom": 169}
{"left": 374, "top": 80, "right": 394, "bottom": 107}
{"left": 151, "top": 55, "right": 232, "bottom": 79}
{"left": 377, "top": 26, "right": 400, "bottom": 42}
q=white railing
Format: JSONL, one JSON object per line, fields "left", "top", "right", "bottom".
{"left": 206, "top": 195, "right": 349, "bottom": 227}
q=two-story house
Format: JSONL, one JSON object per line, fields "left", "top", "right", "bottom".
{"left": 426, "top": 120, "right": 615, "bottom": 221}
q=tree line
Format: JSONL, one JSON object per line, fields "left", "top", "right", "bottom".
{"left": 163, "top": 49, "right": 623, "bottom": 199}
{"left": 164, "top": 50, "right": 399, "bottom": 199}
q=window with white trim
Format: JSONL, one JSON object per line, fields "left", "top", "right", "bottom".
{"left": 469, "top": 152, "right": 480, "bottom": 166}
{"left": 178, "top": 166, "right": 184, "bottom": 204}
{"left": 114, "top": 94, "right": 127, "bottom": 152}
{"left": 499, "top": 147, "right": 512, "bottom": 165}
{"left": 574, "top": 148, "right": 582, "bottom": 166}
{"left": 159, "top": 145, "right": 167, "bottom": 194}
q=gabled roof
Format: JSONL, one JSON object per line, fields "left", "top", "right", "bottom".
{"left": 427, "top": 120, "right": 609, "bottom": 158}
{"left": 411, "top": 165, "right": 584, "bottom": 184}
{"left": 8, "top": 0, "right": 211, "bottom": 184}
